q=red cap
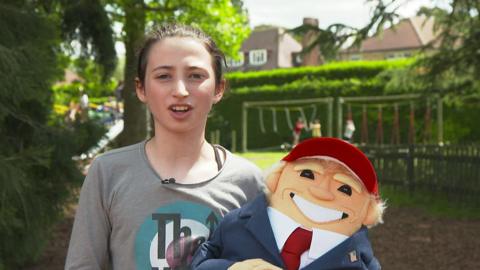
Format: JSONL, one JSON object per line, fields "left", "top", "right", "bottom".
{"left": 282, "top": 137, "right": 378, "bottom": 196}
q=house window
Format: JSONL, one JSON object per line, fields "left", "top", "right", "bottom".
{"left": 249, "top": 49, "right": 267, "bottom": 66}
{"left": 385, "top": 52, "right": 412, "bottom": 60}
{"left": 292, "top": 52, "right": 302, "bottom": 66}
{"left": 350, "top": 54, "right": 362, "bottom": 61}
{"left": 227, "top": 52, "right": 244, "bottom": 67}
{"left": 385, "top": 53, "right": 400, "bottom": 60}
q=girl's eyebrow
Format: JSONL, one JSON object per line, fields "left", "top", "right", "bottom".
{"left": 152, "top": 65, "right": 173, "bottom": 71}
{"left": 187, "top": 66, "right": 208, "bottom": 71}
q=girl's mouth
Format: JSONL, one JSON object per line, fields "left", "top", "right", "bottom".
{"left": 169, "top": 105, "right": 192, "bottom": 113}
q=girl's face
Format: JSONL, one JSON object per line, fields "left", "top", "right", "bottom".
{"left": 136, "top": 37, "right": 224, "bottom": 135}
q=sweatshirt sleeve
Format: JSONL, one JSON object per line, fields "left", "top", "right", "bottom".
{"left": 65, "top": 158, "right": 112, "bottom": 270}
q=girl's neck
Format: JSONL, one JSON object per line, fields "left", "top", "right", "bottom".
{"left": 151, "top": 128, "right": 206, "bottom": 156}
{"left": 145, "top": 128, "right": 218, "bottom": 183}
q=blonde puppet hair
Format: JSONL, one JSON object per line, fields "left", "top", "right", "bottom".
{"left": 264, "top": 159, "right": 386, "bottom": 227}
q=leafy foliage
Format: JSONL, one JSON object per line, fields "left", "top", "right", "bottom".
{"left": 227, "top": 59, "right": 410, "bottom": 88}
{"left": 289, "top": 0, "right": 401, "bottom": 61}
{"left": 0, "top": 3, "right": 105, "bottom": 268}
{"left": 364, "top": 1, "right": 480, "bottom": 98}
{"left": 416, "top": 2, "right": 480, "bottom": 95}
{"left": 35, "top": 0, "right": 118, "bottom": 79}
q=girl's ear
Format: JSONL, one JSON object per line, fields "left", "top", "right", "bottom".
{"left": 213, "top": 79, "right": 225, "bottom": 104}
{"left": 135, "top": 78, "right": 147, "bottom": 103}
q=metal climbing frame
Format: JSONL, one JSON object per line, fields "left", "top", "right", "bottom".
{"left": 337, "top": 94, "right": 444, "bottom": 145}
{"left": 242, "top": 97, "right": 334, "bottom": 152}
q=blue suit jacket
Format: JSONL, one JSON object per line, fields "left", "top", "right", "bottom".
{"left": 191, "top": 193, "right": 380, "bottom": 270}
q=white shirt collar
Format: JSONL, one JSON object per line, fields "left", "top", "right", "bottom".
{"left": 267, "top": 206, "right": 348, "bottom": 260}
{"left": 267, "top": 207, "right": 299, "bottom": 251}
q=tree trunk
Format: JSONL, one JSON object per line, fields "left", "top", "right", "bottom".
{"left": 118, "top": 0, "right": 147, "bottom": 146}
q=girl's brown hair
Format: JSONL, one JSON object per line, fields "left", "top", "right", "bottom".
{"left": 136, "top": 23, "right": 226, "bottom": 88}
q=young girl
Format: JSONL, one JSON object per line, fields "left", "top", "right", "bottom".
{"left": 65, "top": 24, "right": 264, "bottom": 270}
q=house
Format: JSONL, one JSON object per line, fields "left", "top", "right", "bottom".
{"left": 339, "top": 15, "right": 438, "bottom": 61}
{"left": 227, "top": 27, "right": 302, "bottom": 71}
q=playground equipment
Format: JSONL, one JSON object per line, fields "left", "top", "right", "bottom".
{"left": 242, "top": 98, "right": 334, "bottom": 152}
{"left": 337, "top": 94, "right": 444, "bottom": 145}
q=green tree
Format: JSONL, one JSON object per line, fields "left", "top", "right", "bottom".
{"left": 0, "top": 1, "right": 104, "bottom": 268}
{"left": 377, "top": 1, "right": 480, "bottom": 97}
{"left": 290, "top": 0, "right": 400, "bottom": 61}
{"left": 35, "top": 0, "right": 250, "bottom": 145}
{"left": 344, "top": 0, "right": 479, "bottom": 97}
{"left": 106, "top": 0, "right": 251, "bottom": 145}
{"left": 416, "top": 1, "right": 480, "bottom": 95}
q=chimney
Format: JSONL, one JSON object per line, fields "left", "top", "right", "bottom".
{"left": 301, "top": 17, "right": 323, "bottom": 66}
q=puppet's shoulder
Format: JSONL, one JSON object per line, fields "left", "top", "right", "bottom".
{"left": 219, "top": 193, "right": 269, "bottom": 226}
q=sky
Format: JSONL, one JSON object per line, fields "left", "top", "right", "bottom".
{"left": 242, "top": 0, "right": 442, "bottom": 29}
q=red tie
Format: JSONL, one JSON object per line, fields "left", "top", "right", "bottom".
{"left": 281, "top": 227, "right": 313, "bottom": 270}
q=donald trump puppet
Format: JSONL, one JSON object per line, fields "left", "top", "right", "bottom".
{"left": 192, "top": 137, "right": 385, "bottom": 270}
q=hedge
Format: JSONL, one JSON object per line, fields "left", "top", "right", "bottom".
{"left": 226, "top": 59, "right": 411, "bottom": 88}
{"left": 232, "top": 77, "right": 384, "bottom": 96}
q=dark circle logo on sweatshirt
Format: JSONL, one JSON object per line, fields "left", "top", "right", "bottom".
{"left": 135, "top": 201, "right": 220, "bottom": 270}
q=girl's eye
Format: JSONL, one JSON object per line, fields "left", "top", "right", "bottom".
{"left": 156, "top": 74, "right": 171, "bottom": 80}
{"left": 300, "top": 169, "right": 315, "bottom": 180}
{"left": 337, "top": 184, "right": 352, "bottom": 196}
{"left": 189, "top": 73, "right": 204, "bottom": 80}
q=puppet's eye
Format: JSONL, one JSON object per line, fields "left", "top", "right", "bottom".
{"left": 300, "top": 169, "right": 315, "bottom": 180}
{"left": 337, "top": 184, "right": 352, "bottom": 196}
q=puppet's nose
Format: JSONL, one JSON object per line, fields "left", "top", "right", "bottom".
{"left": 308, "top": 186, "right": 335, "bottom": 201}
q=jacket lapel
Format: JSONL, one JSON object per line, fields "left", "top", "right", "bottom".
{"left": 242, "top": 194, "right": 285, "bottom": 267}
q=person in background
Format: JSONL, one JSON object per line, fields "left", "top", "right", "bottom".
{"left": 310, "top": 119, "right": 322, "bottom": 138}
{"left": 79, "top": 88, "right": 89, "bottom": 121}
{"left": 343, "top": 119, "right": 356, "bottom": 143}
{"left": 293, "top": 117, "right": 305, "bottom": 146}
{"left": 65, "top": 24, "right": 264, "bottom": 270}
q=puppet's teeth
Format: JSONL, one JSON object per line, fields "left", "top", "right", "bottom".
{"left": 291, "top": 193, "right": 344, "bottom": 223}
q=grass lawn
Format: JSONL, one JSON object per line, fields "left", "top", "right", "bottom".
{"left": 236, "top": 151, "right": 287, "bottom": 170}
{"left": 238, "top": 151, "right": 480, "bottom": 219}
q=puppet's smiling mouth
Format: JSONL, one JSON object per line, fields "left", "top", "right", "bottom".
{"left": 290, "top": 192, "right": 348, "bottom": 223}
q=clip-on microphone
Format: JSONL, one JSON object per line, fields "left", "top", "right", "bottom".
{"left": 161, "top": 178, "right": 176, "bottom": 184}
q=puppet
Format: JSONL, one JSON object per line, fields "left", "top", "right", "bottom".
{"left": 192, "top": 137, "right": 385, "bottom": 270}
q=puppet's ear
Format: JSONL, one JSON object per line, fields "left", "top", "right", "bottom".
{"left": 265, "top": 162, "right": 286, "bottom": 193}
{"left": 363, "top": 198, "right": 384, "bottom": 227}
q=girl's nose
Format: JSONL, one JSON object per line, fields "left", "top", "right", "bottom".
{"left": 173, "top": 80, "right": 189, "bottom": 97}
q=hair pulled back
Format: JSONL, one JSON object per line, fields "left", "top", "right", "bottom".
{"left": 136, "top": 24, "right": 226, "bottom": 87}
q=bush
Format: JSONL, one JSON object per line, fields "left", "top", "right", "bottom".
{"left": 0, "top": 3, "right": 104, "bottom": 268}
{"left": 232, "top": 77, "right": 385, "bottom": 96}
{"left": 226, "top": 59, "right": 411, "bottom": 88}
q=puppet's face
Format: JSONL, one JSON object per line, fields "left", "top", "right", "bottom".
{"left": 268, "top": 158, "right": 375, "bottom": 236}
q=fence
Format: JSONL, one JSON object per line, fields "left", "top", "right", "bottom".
{"left": 359, "top": 144, "right": 480, "bottom": 207}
